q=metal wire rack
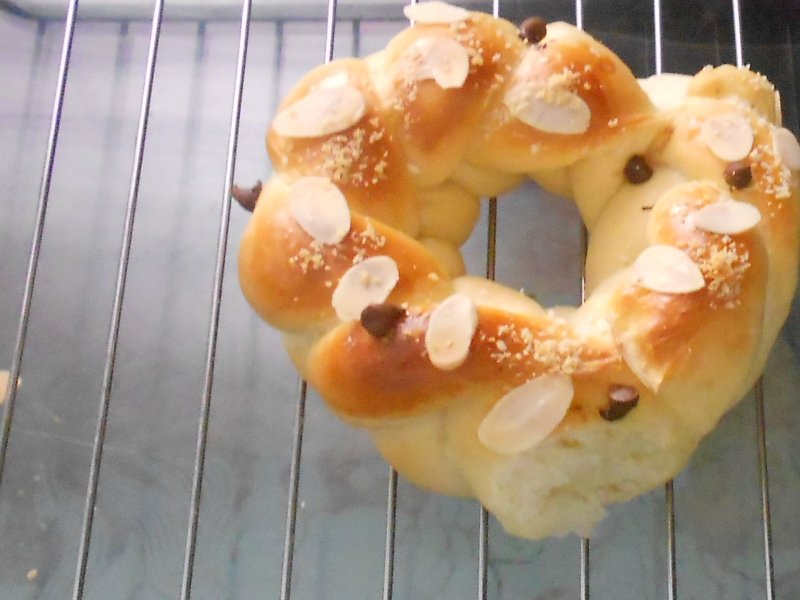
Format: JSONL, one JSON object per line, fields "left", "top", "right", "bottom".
{"left": 0, "top": 0, "right": 798, "bottom": 598}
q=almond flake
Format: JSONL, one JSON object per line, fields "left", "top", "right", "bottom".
{"left": 700, "top": 113, "right": 753, "bottom": 162}
{"left": 288, "top": 177, "right": 351, "bottom": 244}
{"left": 504, "top": 82, "right": 591, "bottom": 135}
{"left": 403, "top": 1, "right": 469, "bottom": 24}
{"left": 691, "top": 200, "right": 761, "bottom": 235}
{"left": 273, "top": 85, "right": 366, "bottom": 138}
{"left": 406, "top": 37, "right": 469, "bottom": 89}
{"left": 773, "top": 126, "right": 800, "bottom": 171}
{"left": 633, "top": 245, "right": 705, "bottom": 294}
{"left": 477, "top": 374, "right": 573, "bottom": 454}
{"left": 425, "top": 293, "right": 478, "bottom": 370}
{"left": 332, "top": 256, "right": 399, "bottom": 321}
{"left": 619, "top": 336, "right": 665, "bottom": 392}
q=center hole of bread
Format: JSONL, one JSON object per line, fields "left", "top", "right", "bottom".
{"left": 462, "top": 180, "right": 584, "bottom": 306}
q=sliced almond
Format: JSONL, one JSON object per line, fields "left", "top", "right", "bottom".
{"left": 773, "top": 126, "right": 800, "bottom": 171}
{"left": 633, "top": 245, "right": 705, "bottom": 294}
{"left": 477, "top": 374, "right": 573, "bottom": 454}
{"left": 288, "top": 177, "right": 351, "bottom": 244}
{"left": 700, "top": 113, "right": 753, "bottom": 162}
{"left": 273, "top": 85, "right": 366, "bottom": 138}
{"left": 514, "top": 45, "right": 548, "bottom": 75}
{"left": 619, "top": 336, "right": 665, "bottom": 392}
{"left": 406, "top": 37, "right": 470, "bottom": 89}
{"left": 504, "top": 82, "right": 591, "bottom": 135}
{"left": 424, "top": 293, "right": 478, "bottom": 370}
{"left": 691, "top": 200, "right": 761, "bottom": 235}
{"left": 403, "top": 1, "right": 469, "bottom": 24}
{"left": 332, "top": 256, "right": 399, "bottom": 321}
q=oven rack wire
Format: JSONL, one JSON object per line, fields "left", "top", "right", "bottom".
{"left": 0, "top": 0, "right": 798, "bottom": 598}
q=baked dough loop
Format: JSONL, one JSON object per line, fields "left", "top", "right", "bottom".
{"left": 239, "top": 2, "right": 800, "bottom": 539}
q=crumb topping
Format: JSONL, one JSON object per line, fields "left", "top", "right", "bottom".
{"left": 351, "top": 219, "right": 388, "bottom": 263}
{"left": 449, "top": 21, "right": 488, "bottom": 68}
{"left": 287, "top": 218, "right": 388, "bottom": 274}
{"left": 749, "top": 141, "right": 791, "bottom": 200}
{"left": 537, "top": 67, "right": 581, "bottom": 102}
{"left": 288, "top": 240, "right": 329, "bottom": 274}
{"left": 477, "top": 316, "right": 615, "bottom": 376}
{"left": 672, "top": 200, "right": 753, "bottom": 307}
{"left": 317, "top": 123, "right": 390, "bottom": 187}
{"left": 688, "top": 234, "right": 751, "bottom": 307}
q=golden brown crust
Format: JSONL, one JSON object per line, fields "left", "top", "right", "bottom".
{"left": 688, "top": 64, "right": 780, "bottom": 124}
{"left": 239, "top": 179, "right": 450, "bottom": 333}
{"left": 373, "top": 13, "right": 525, "bottom": 185}
{"left": 267, "top": 60, "right": 421, "bottom": 235}
{"left": 469, "top": 22, "right": 656, "bottom": 173}
{"left": 308, "top": 304, "right": 622, "bottom": 421}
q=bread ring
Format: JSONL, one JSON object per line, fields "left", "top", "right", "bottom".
{"left": 238, "top": 2, "right": 800, "bottom": 539}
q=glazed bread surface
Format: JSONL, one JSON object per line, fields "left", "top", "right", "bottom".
{"left": 239, "top": 2, "right": 800, "bottom": 538}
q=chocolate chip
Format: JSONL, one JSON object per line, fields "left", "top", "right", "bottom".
{"left": 624, "top": 155, "right": 653, "bottom": 184}
{"left": 723, "top": 161, "right": 752, "bottom": 189}
{"left": 519, "top": 17, "right": 547, "bottom": 44}
{"left": 231, "top": 180, "right": 262, "bottom": 212}
{"left": 360, "top": 303, "right": 406, "bottom": 339}
{"left": 599, "top": 384, "right": 639, "bottom": 421}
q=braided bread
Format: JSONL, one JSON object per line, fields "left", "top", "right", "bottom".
{"left": 238, "top": 2, "right": 800, "bottom": 539}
